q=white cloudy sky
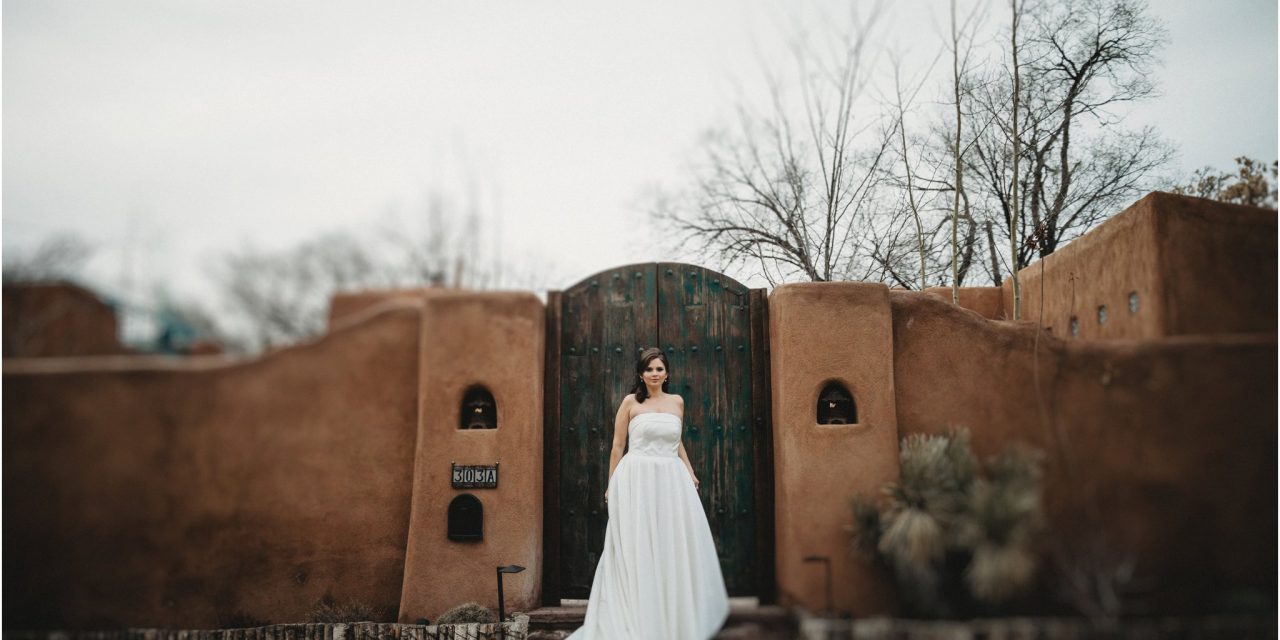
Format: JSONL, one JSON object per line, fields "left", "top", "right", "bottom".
{"left": 3, "top": 0, "right": 1277, "bottom": 309}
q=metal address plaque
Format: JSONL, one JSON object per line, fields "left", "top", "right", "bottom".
{"left": 451, "top": 461, "right": 499, "bottom": 489}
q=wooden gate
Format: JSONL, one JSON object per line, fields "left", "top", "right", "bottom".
{"left": 542, "top": 262, "right": 775, "bottom": 604}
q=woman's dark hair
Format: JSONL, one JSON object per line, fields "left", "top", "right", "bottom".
{"left": 630, "top": 347, "right": 670, "bottom": 402}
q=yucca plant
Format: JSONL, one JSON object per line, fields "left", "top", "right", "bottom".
{"left": 850, "top": 428, "right": 1044, "bottom": 618}
{"left": 307, "top": 595, "right": 384, "bottom": 623}
{"left": 959, "top": 445, "right": 1044, "bottom": 605}
{"left": 435, "top": 601, "right": 497, "bottom": 625}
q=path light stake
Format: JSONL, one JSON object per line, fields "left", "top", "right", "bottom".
{"left": 496, "top": 564, "right": 526, "bottom": 640}
{"left": 802, "top": 555, "right": 833, "bottom": 617}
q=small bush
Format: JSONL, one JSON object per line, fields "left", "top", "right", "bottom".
{"left": 435, "top": 601, "right": 497, "bottom": 625}
{"left": 307, "top": 595, "right": 384, "bottom": 623}
{"left": 850, "top": 428, "right": 1044, "bottom": 618}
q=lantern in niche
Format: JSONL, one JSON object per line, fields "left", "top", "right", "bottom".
{"left": 460, "top": 385, "right": 497, "bottom": 429}
{"left": 817, "top": 382, "right": 858, "bottom": 425}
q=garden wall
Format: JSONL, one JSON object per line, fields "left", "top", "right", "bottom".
{"left": 3, "top": 281, "right": 128, "bottom": 357}
{"left": 1004, "top": 192, "right": 1275, "bottom": 339}
{"left": 888, "top": 291, "right": 1276, "bottom": 612}
{"left": 2, "top": 302, "right": 424, "bottom": 630}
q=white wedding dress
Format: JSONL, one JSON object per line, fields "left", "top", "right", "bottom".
{"left": 566, "top": 411, "right": 731, "bottom": 640}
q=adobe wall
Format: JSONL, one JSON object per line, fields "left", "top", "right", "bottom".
{"left": 1003, "top": 192, "right": 1276, "bottom": 339}
{"left": 924, "top": 286, "right": 1005, "bottom": 319}
{"left": 889, "top": 291, "right": 1276, "bottom": 611}
{"left": 397, "top": 292, "right": 545, "bottom": 622}
{"left": 1154, "top": 193, "right": 1277, "bottom": 335}
{"left": 767, "top": 282, "right": 899, "bottom": 616}
{"left": 3, "top": 281, "right": 128, "bottom": 357}
{"left": 2, "top": 303, "right": 423, "bottom": 630}
{"left": 1004, "top": 193, "right": 1164, "bottom": 337}
{"left": 327, "top": 288, "right": 447, "bottom": 331}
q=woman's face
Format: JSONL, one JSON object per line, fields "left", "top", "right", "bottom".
{"left": 642, "top": 358, "right": 667, "bottom": 386}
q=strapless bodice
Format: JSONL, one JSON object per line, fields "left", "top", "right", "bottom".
{"left": 627, "top": 412, "right": 682, "bottom": 458}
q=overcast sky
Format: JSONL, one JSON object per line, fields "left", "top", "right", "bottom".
{"left": 4, "top": 0, "right": 1277, "bottom": 310}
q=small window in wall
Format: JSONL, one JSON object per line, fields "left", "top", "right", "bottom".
{"left": 1128, "top": 291, "right": 1139, "bottom": 314}
{"left": 447, "top": 494, "right": 483, "bottom": 541}
{"left": 460, "top": 386, "right": 497, "bottom": 429}
{"left": 1097, "top": 305, "right": 1108, "bottom": 325}
{"left": 817, "top": 382, "right": 857, "bottom": 425}
{"left": 1070, "top": 316, "right": 1080, "bottom": 337}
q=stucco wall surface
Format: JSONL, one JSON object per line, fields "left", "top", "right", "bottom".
{"left": 1003, "top": 193, "right": 1165, "bottom": 339}
{"left": 890, "top": 291, "right": 1276, "bottom": 611}
{"left": 398, "top": 292, "right": 545, "bottom": 623}
{"left": 1003, "top": 191, "right": 1276, "bottom": 339}
{"left": 3, "top": 304, "right": 423, "bottom": 630}
{"left": 768, "top": 282, "right": 900, "bottom": 616}
{"left": 1153, "top": 193, "right": 1277, "bottom": 335}
{"left": 327, "top": 288, "right": 445, "bottom": 331}
{"left": 3, "top": 282, "right": 128, "bottom": 358}
{"left": 924, "top": 286, "right": 1006, "bottom": 320}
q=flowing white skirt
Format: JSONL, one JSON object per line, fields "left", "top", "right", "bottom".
{"left": 566, "top": 452, "right": 730, "bottom": 640}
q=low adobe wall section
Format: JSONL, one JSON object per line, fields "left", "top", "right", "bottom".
{"left": 1006, "top": 192, "right": 1275, "bottom": 339}
{"left": 925, "top": 193, "right": 1276, "bottom": 340}
{"left": 3, "top": 302, "right": 424, "bottom": 630}
{"left": 890, "top": 291, "right": 1276, "bottom": 612}
{"left": 767, "top": 283, "right": 1274, "bottom": 615}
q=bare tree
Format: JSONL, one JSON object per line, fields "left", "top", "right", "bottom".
{"left": 964, "top": 0, "right": 1173, "bottom": 297}
{"left": 651, "top": 5, "right": 900, "bottom": 285}
{"left": 890, "top": 55, "right": 934, "bottom": 290}
{"left": 211, "top": 191, "right": 558, "bottom": 352}
{"left": 1009, "top": 0, "right": 1024, "bottom": 318}
{"left": 1170, "top": 156, "right": 1279, "bottom": 208}
{"left": 655, "top": 0, "right": 1172, "bottom": 293}
{"left": 948, "top": 0, "right": 986, "bottom": 300}
{"left": 3, "top": 232, "right": 95, "bottom": 284}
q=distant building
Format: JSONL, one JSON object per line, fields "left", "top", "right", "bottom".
{"left": 2, "top": 281, "right": 129, "bottom": 357}
{"left": 3, "top": 280, "right": 222, "bottom": 357}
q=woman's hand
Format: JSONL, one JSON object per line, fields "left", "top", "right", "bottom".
{"left": 604, "top": 489, "right": 609, "bottom": 504}
{"left": 690, "top": 473, "right": 700, "bottom": 490}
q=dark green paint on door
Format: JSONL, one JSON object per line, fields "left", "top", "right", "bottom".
{"left": 553, "top": 262, "right": 763, "bottom": 599}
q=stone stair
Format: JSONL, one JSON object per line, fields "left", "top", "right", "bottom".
{"left": 522, "top": 599, "right": 795, "bottom": 639}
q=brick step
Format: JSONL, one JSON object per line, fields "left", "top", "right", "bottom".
{"left": 523, "top": 601, "right": 795, "bottom": 639}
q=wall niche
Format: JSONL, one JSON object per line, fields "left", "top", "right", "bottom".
{"left": 817, "top": 382, "right": 858, "bottom": 425}
{"left": 460, "top": 385, "right": 497, "bottom": 429}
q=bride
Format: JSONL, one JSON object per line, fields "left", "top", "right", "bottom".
{"left": 566, "top": 347, "right": 731, "bottom": 639}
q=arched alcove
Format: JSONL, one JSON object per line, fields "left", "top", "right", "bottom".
{"left": 460, "top": 385, "right": 497, "bottom": 429}
{"left": 447, "top": 494, "right": 483, "bottom": 541}
{"left": 816, "top": 381, "right": 857, "bottom": 425}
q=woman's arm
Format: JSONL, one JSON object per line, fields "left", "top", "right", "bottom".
{"left": 605, "top": 395, "right": 634, "bottom": 502}
{"left": 675, "top": 396, "right": 699, "bottom": 488}
{"left": 678, "top": 442, "right": 699, "bottom": 489}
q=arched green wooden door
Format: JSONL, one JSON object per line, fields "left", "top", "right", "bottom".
{"left": 542, "top": 262, "right": 776, "bottom": 603}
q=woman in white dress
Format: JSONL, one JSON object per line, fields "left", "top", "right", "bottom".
{"left": 566, "top": 347, "right": 731, "bottom": 639}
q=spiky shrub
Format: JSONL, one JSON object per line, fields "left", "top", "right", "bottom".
{"left": 850, "top": 428, "right": 1044, "bottom": 617}
{"left": 435, "top": 601, "right": 497, "bottom": 625}
{"left": 959, "top": 445, "right": 1044, "bottom": 605}
{"left": 307, "top": 596, "right": 384, "bottom": 623}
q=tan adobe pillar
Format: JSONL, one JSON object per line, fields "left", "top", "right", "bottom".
{"left": 398, "top": 291, "right": 545, "bottom": 622}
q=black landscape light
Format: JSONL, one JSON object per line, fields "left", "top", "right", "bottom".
{"left": 803, "top": 555, "right": 833, "bottom": 617}
{"left": 496, "top": 564, "right": 526, "bottom": 639}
